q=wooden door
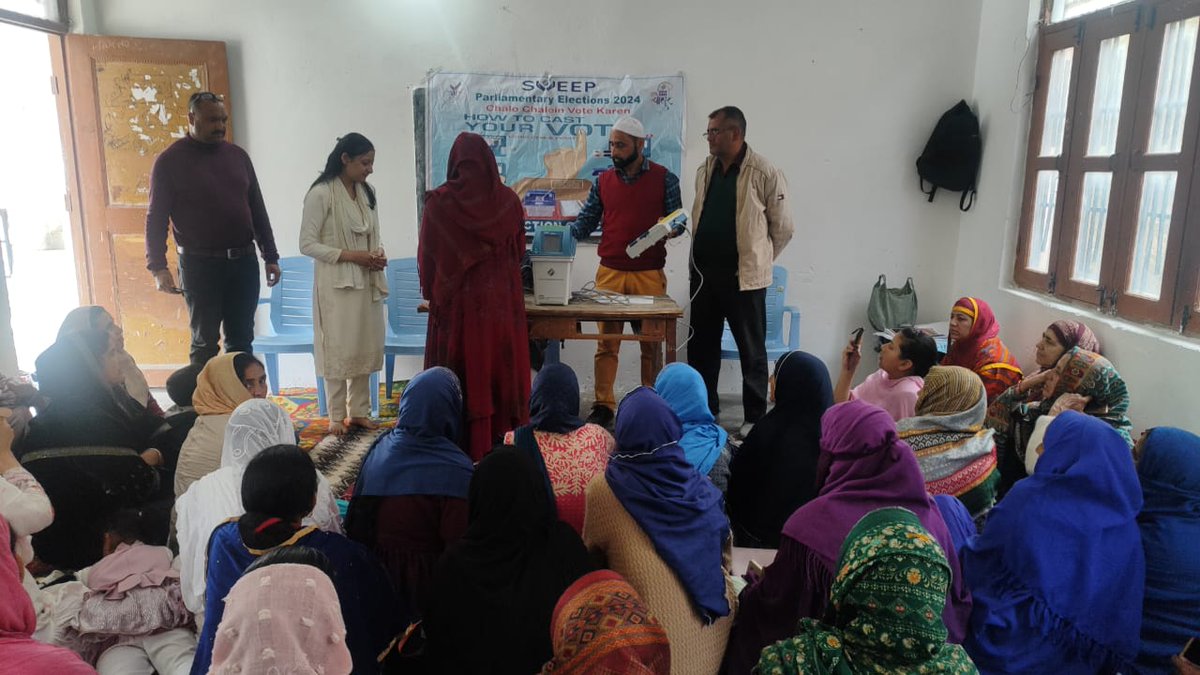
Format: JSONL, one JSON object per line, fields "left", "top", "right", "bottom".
{"left": 55, "top": 35, "right": 230, "bottom": 383}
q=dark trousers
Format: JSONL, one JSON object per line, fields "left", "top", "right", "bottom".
{"left": 687, "top": 264, "right": 768, "bottom": 423}
{"left": 178, "top": 253, "right": 259, "bottom": 365}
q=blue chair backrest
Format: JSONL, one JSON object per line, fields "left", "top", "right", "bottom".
{"left": 386, "top": 258, "right": 428, "bottom": 334}
{"left": 269, "top": 256, "right": 316, "bottom": 335}
{"left": 766, "top": 265, "right": 787, "bottom": 341}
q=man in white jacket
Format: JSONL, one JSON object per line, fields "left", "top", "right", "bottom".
{"left": 688, "top": 106, "right": 794, "bottom": 435}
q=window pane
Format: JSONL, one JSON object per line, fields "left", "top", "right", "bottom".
{"left": 0, "top": 0, "right": 61, "bottom": 21}
{"left": 1027, "top": 170, "right": 1060, "bottom": 273}
{"left": 1071, "top": 172, "right": 1113, "bottom": 284}
{"left": 1051, "top": 0, "right": 1132, "bottom": 23}
{"left": 1087, "top": 35, "right": 1129, "bottom": 156}
{"left": 1041, "top": 49, "right": 1075, "bottom": 157}
{"left": 1127, "top": 171, "right": 1178, "bottom": 299}
{"left": 1147, "top": 17, "right": 1200, "bottom": 155}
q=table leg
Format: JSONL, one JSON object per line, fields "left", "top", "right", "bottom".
{"left": 665, "top": 318, "right": 678, "bottom": 363}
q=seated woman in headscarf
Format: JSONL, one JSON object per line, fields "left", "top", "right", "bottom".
{"left": 190, "top": 445, "right": 396, "bottom": 675}
{"left": 653, "top": 363, "right": 733, "bottom": 494}
{"left": 22, "top": 329, "right": 182, "bottom": 569}
{"left": 0, "top": 515, "right": 97, "bottom": 674}
{"left": 758, "top": 507, "right": 978, "bottom": 674}
{"left": 345, "top": 367, "right": 473, "bottom": 626}
{"left": 209, "top": 563, "right": 351, "bottom": 675}
{"left": 722, "top": 400, "right": 971, "bottom": 675}
{"left": 57, "top": 305, "right": 163, "bottom": 417}
{"left": 897, "top": 365, "right": 998, "bottom": 521}
{"left": 986, "top": 320, "right": 1099, "bottom": 482}
{"left": 422, "top": 446, "right": 593, "bottom": 674}
{"left": 584, "top": 387, "right": 735, "bottom": 675}
{"left": 933, "top": 494, "right": 978, "bottom": 556}
{"left": 941, "top": 297, "right": 1022, "bottom": 403}
{"left": 963, "top": 412, "right": 1143, "bottom": 673}
{"left": 1, "top": 372, "right": 45, "bottom": 452}
{"left": 989, "top": 346, "right": 1132, "bottom": 494}
{"left": 176, "top": 398, "right": 340, "bottom": 627}
{"left": 540, "top": 569, "right": 670, "bottom": 674}
{"left": 1133, "top": 427, "right": 1200, "bottom": 673}
{"left": 173, "top": 352, "right": 267, "bottom": 497}
{"left": 727, "top": 351, "right": 832, "bottom": 548}
{"left": 503, "top": 363, "right": 614, "bottom": 535}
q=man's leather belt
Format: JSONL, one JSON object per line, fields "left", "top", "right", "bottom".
{"left": 177, "top": 244, "right": 256, "bottom": 259}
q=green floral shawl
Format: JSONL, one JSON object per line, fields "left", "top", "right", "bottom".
{"left": 756, "top": 508, "right": 978, "bottom": 674}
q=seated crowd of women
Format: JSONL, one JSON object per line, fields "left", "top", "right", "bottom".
{"left": 0, "top": 294, "right": 1197, "bottom": 675}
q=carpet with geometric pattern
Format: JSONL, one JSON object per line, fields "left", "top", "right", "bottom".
{"left": 269, "top": 382, "right": 405, "bottom": 499}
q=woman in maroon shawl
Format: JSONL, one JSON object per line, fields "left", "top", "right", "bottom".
{"left": 720, "top": 400, "right": 972, "bottom": 675}
{"left": 419, "top": 132, "right": 531, "bottom": 461}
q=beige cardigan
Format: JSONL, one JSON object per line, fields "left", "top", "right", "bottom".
{"left": 583, "top": 474, "right": 737, "bottom": 675}
{"left": 173, "top": 413, "right": 231, "bottom": 497}
{"left": 691, "top": 144, "right": 794, "bottom": 291}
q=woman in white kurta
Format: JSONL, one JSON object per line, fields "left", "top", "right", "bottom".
{"left": 299, "top": 133, "right": 388, "bottom": 434}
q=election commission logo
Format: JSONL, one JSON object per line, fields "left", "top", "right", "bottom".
{"left": 652, "top": 81, "right": 674, "bottom": 109}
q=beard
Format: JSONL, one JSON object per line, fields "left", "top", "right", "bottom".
{"left": 612, "top": 151, "right": 638, "bottom": 170}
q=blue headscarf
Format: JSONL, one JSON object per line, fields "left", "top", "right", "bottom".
{"left": 932, "top": 494, "right": 976, "bottom": 556}
{"left": 654, "top": 363, "right": 727, "bottom": 476}
{"left": 354, "top": 367, "right": 473, "bottom": 499}
{"left": 962, "top": 411, "right": 1144, "bottom": 673}
{"left": 1134, "top": 427, "right": 1200, "bottom": 672}
{"left": 605, "top": 387, "right": 730, "bottom": 623}
{"left": 529, "top": 364, "right": 585, "bottom": 434}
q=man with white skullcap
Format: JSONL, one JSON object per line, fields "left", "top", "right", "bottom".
{"left": 570, "top": 116, "right": 682, "bottom": 428}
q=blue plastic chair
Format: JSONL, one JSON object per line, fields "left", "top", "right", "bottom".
{"left": 383, "top": 258, "right": 429, "bottom": 400}
{"left": 255, "top": 256, "right": 378, "bottom": 417}
{"left": 720, "top": 265, "right": 800, "bottom": 362}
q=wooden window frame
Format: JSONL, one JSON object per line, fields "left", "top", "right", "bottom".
{"left": 1017, "top": 0, "right": 1200, "bottom": 333}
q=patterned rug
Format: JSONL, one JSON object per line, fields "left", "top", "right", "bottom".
{"left": 269, "top": 382, "right": 405, "bottom": 499}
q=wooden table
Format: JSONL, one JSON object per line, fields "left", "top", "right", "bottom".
{"left": 524, "top": 294, "right": 684, "bottom": 368}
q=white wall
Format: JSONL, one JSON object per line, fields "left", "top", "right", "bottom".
{"left": 0, "top": 264, "right": 16, "bottom": 375}
{"left": 956, "top": 0, "right": 1200, "bottom": 434}
{"left": 87, "top": 0, "right": 983, "bottom": 397}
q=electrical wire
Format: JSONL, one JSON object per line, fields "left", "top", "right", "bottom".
{"left": 571, "top": 281, "right": 631, "bottom": 304}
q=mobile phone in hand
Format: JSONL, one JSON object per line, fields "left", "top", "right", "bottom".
{"left": 851, "top": 327, "right": 865, "bottom": 346}
{"left": 1182, "top": 636, "right": 1200, "bottom": 666}
{"left": 748, "top": 559, "right": 765, "bottom": 577}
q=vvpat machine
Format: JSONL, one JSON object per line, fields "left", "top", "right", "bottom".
{"left": 530, "top": 224, "right": 576, "bottom": 305}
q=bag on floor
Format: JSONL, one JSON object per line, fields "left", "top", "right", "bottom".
{"left": 916, "top": 100, "right": 982, "bottom": 211}
{"left": 867, "top": 275, "right": 918, "bottom": 332}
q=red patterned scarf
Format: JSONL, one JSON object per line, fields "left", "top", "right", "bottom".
{"left": 541, "top": 570, "right": 670, "bottom": 674}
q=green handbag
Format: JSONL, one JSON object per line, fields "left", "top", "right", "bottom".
{"left": 867, "top": 275, "right": 917, "bottom": 331}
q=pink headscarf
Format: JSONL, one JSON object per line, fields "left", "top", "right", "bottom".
{"left": 210, "top": 563, "right": 351, "bottom": 675}
{"left": 0, "top": 516, "right": 97, "bottom": 673}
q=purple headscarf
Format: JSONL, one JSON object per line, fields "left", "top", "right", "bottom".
{"left": 605, "top": 387, "right": 730, "bottom": 623}
{"left": 782, "top": 400, "right": 972, "bottom": 641}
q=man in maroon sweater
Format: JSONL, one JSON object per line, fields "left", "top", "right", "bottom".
{"left": 145, "top": 92, "right": 281, "bottom": 366}
{"left": 570, "top": 116, "right": 682, "bottom": 427}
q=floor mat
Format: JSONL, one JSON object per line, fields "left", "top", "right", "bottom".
{"left": 269, "top": 381, "right": 404, "bottom": 497}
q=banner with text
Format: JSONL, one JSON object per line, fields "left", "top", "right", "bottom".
{"left": 426, "top": 72, "right": 685, "bottom": 233}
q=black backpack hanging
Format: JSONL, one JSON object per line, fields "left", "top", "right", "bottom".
{"left": 916, "top": 100, "right": 982, "bottom": 211}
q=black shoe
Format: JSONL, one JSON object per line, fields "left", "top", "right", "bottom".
{"left": 586, "top": 405, "right": 614, "bottom": 429}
